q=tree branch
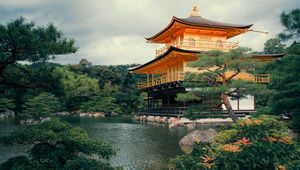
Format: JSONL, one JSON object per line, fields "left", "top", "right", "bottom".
{"left": 12, "top": 64, "right": 36, "bottom": 80}
{"left": 226, "top": 69, "right": 241, "bottom": 82}
{"left": 0, "top": 51, "right": 17, "bottom": 75}
{"left": 226, "top": 88, "right": 239, "bottom": 96}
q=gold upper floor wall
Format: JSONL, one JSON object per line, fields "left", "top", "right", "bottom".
{"left": 155, "top": 31, "right": 239, "bottom": 56}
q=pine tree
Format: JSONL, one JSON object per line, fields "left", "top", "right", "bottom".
{"left": 178, "top": 48, "right": 263, "bottom": 122}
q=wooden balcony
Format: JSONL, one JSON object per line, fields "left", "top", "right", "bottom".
{"left": 137, "top": 73, "right": 184, "bottom": 89}
{"left": 137, "top": 73, "right": 270, "bottom": 90}
{"left": 155, "top": 39, "right": 239, "bottom": 56}
{"left": 253, "top": 74, "right": 270, "bottom": 83}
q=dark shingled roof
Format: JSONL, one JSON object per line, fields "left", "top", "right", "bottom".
{"left": 177, "top": 16, "right": 253, "bottom": 29}
{"left": 146, "top": 16, "right": 253, "bottom": 41}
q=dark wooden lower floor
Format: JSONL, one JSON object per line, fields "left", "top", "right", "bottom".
{"left": 141, "top": 81, "right": 256, "bottom": 117}
{"left": 139, "top": 107, "right": 255, "bottom": 117}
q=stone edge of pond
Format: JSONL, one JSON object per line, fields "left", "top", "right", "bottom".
{"left": 133, "top": 115, "right": 235, "bottom": 130}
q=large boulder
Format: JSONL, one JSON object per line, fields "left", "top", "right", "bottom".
{"left": 179, "top": 128, "right": 217, "bottom": 153}
{"left": 0, "top": 110, "right": 15, "bottom": 118}
{"left": 154, "top": 116, "right": 163, "bottom": 123}
{"left": 91, "top": 112, "right": 105, "bottom": 117}
{"left": 147, "top": 116, "right": 155, "bottom": 122}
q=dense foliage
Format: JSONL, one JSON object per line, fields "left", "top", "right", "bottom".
{"left": 262, "top": 8, "right": 300, "bottom": 130}
{"left": 0, "top": 119, "right": 118, "bottom": 170}
{"left": 170, "top": 116, "right": 300, "bottom": 170}
{"left": 1, "top": 61, "right": 142, "bottom": 115}
{"left": 266, "top": 44, "right": 300, "bottom": 130}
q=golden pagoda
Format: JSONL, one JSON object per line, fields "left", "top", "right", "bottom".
{"left": 130, "top": 6, "right": 283, "bottom": 116}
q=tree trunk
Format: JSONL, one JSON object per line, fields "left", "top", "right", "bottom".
{"left": 221, "top": 93, "right": 238, "bottom": 122}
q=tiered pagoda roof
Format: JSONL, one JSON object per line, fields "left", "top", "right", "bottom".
{"left": 146, "top": 16, "right": 252, "bottom": 43}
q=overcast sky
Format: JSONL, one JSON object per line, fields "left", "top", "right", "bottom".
{"left": 1, "top": 0, "right": 299, "bottom": 65}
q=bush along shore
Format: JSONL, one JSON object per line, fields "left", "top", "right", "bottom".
{"left": 169, "top": 115, "right": 300, "bottom": 170}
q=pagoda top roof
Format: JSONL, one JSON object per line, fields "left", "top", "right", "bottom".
{"left": 146, "top": 6, "right": 253, "bottom": 42}
{"left": 178, "top": 16, "right": 253, "bottom": 29}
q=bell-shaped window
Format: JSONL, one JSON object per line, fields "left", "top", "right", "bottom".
{"left": 188, "top": 38, "right": 196, "bottom": 47}
{"left": 216, "top": 40, "right": 223, "bottom": 48}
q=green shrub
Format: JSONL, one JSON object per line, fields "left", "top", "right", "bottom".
{"left": 22, "top": 92, "right": 60, "bottom": 119}
{"left": 0, "top": 97, "right": 16, "bottom": 112}
{"left": 80, "top": 96, "right": 122, "bottom": 114}
{"left": 169, "top": 115, "right": 300, "bottom": 170}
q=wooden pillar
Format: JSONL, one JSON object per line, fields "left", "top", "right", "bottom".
{"left": 147, "top": 74, "right": 149, "bottom": 87}
{"left": 152, "top": 74, "right": 154, "bottom": 86}
{"left": 167, "top": 68, "right": 170, "bottom": 82}
{"left": 237, "top": 99, "right": 240, "bottom": 110}
{"left": 167, "top": 93, "right": 170, "bottom": 107}
{"left": 171, "top": 67, "right": 174, "bottom": 81}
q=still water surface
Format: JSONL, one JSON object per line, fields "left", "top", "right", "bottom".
{"left": 0, "top": 117, "right": 189, "bottom": 170}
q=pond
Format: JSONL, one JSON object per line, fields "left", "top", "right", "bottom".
{"left": 0, "top": 117, "right": 189, "bottom": 170}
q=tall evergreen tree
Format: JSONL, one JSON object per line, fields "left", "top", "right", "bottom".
{"left": 0, "top": 17, "right": 77, "bottom": 89}
{"left": 264, "top": 38, "right": 286, "bottom": 54}
{"left": 278, "top": 9, "right": 300, "bottom": 41}
{"left": 266, "top": 8, "right": 300, "bottom": 130}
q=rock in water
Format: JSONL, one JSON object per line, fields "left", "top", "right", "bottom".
{"left": 179, "top": 128, "right": 217, "bottom": 153}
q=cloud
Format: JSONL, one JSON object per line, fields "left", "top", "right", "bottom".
{"left": 1, "top": 0, "right": 298, "bottom": 65}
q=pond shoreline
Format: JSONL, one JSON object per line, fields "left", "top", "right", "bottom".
{"left": 133, "top": 115, "right": 233, "bottom": 130}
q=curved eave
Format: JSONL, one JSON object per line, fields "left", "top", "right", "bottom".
{"left": 251, "top": 53, "right": 285, "bottom": 59}
{"left": 129, "top": 46, "right": 200, "bottom": 73}
{"left": 146, "top": 16, "right": 253, "bottom": 42}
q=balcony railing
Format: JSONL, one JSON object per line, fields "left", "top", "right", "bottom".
{"left": 254, "top": 74, "right": 270, "bottom": 83}
{"left": 137, "top": 73, "right": 270, "bottom": 89}
{"left": 155, "top": 39, "right": 239, "bottom": 56}
{"left": 137, "top": 73, "right": 184, "bottom": 89}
